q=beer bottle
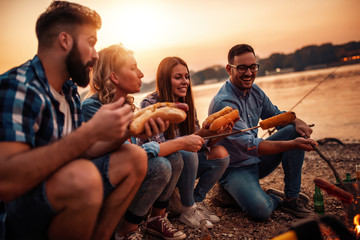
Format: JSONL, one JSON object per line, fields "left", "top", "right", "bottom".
{"left": 355, "top": 163, "right": 360, "bottom": 182}
{"left": 313, "top": 185, "right": 325, "bottom": 215}
{"left": 344, "top": 173, "right": 352, "bottom": 183}
{"left": 200, "top": 219, "right": 211, "bottom": 240}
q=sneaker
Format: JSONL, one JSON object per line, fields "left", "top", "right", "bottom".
{"left": 179, "top": 204, "right": 214, "bottom": 229}
{"left": 265, "top": 188, "right": 310, "bottom": 203}
{"left": 196, "top": 201, "right": 220, "bottom": 223}
{"left": 145, "top": 213, "right": 186, "bottom": 240}
{"left": 281, "top": 197, "right": 315, "bottom": 218}
{"left": 114, "top": 229, "right": 144, "bottom": 240}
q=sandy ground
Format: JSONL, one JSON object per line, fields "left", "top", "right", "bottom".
{"left": 142, "top": 142, "right": 360, "bottom": 239}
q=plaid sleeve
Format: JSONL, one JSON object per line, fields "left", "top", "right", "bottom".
{"left": 0, "top": 76, "right": 44, "bottom": 147}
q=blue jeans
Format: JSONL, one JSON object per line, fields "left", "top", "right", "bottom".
{"left": 6, "top": 154, "right": 114, "bottom": 240}
{"left": 177, "top": 150, "right": 230, "bottom": 206}
{"left": 219, "top": 125, "right": 304, "bottom": 221}
{"left": 126, "top": 153, "right": 183, "bottom": 221}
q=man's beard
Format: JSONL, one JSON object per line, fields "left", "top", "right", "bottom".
{"left": 65, "top": 41, "right": 96, "bottom": 88}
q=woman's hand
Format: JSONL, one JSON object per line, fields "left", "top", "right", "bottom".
{"left": 135, "top": 117, "right": 170, "bottom": 139}
{"left": 178, "top": 134, "right": 205, "bottom": 152}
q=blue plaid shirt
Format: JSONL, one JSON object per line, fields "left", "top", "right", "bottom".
{"left": 0, "top": 55, "right": 83, "bottom": 147}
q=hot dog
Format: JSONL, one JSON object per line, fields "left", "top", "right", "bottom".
{"left": 203, "top": 106, "right": 239, "bottom": 131}
{"left": 129, "top": 102, "right": 188, "bottom": 134}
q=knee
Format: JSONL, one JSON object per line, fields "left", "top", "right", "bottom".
{"left": 209, "top": 147, "right": 230, "bottom": 169}
{"left": 243, "top": 197, "right": 274, "bottom": 221}
{"left": 47, "top": 160, "right": 103, "bottom": 209}
{"left": 180, "top": 151, "right": 198, "bottom": 169}
{"left": 147, "top": 157, "right": 172, "bottom": 183}
{"left": 208, "top": 145, "right": 229, "bottom": 159}
{"left": 283, "top": 125, "right": 300, "bottom": 139}
{"left": 125, "top": 144, "right": 148, "bottom": 179}
{"left": 247, "top": 205, "right": 273, "bottom": 221}
{"left": 166, "top": 152, "right": 184, "bottom": 174}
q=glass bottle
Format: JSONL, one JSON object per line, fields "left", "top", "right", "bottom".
{"left": 313, "top": 185, "right": 325, "bottom": 215}
{"left": 344, "top": 172, "right": 352, "bottom": 183}
{"left": 356, "top": 163, "right": 360, "bottom": 182}
{"left": 200, "top": 219, "right": 211, "bottom": 240}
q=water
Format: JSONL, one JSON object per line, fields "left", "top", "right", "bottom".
{"left": 133, "top": 64, "right": 360, "bottom": 143}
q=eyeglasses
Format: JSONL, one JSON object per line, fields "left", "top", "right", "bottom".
{"left": 228, "top": 63, "right": 260, "bottom": 73}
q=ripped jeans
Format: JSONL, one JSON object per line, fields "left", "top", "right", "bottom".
{"left": 126, "top": 152, "right": 183, "bottom": 221}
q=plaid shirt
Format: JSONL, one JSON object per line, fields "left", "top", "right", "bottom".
{"left": 0, "top": 55, "right": 83, "bottom": 147}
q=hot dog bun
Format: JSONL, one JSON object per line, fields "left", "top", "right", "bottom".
{"left": 203, "top": 106, "right": 239, "bottom": 131}
{"left": 129, "top": 102, "right": 188, "bottom": 134}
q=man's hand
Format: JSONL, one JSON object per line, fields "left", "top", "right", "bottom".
{"left": 89, "top": 97, "right": 134, "bottom": 141}
{"left": 293, "top": 137, "right": 318, "bottom": 151}
{"left": 293, "top": 118, "right": 313, "bottom": 138}
{"left": 196, "top": 117, "right": 239, "bottom": 138}
{"left": 206, "top": 119, "right": 238, "bottom": 146}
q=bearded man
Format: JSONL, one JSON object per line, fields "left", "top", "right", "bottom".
{"left": 0, "top": 1, "right": 167, "bottom": 240}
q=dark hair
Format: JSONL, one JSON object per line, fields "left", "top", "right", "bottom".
{"left": 227, "top": 44, "right": 255, "bottom": 64}
{"left": 155, "top": 57, "right": 196, "bottom": 139}
{"left": 36, "top": 1, "right": 101, "bottom": 47}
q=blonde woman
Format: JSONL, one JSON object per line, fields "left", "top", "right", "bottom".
{"left": 82, "top": 44, "right": 204, "bottom": 239}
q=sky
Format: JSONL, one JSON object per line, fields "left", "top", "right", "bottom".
{"left": 0, "top": 0, "right": 359, "bottom": 83}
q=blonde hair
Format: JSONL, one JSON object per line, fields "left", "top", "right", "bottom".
{"left": 89, "top": 44, "right": 136, "bottom": 110}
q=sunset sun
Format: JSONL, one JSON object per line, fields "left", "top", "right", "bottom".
{"left": 98, "top": 2, "right": 171, "bottom": 51}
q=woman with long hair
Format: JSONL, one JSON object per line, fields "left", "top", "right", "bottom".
{"left": 82, "top": 45, "right": 204, "bottom": 239}
{"left": 139, "top": 56, "right": 235, "bottom": 229}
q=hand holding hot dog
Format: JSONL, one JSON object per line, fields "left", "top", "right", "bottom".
{"left": 88, "top": 97, "right": 134, "bottom": 142}
{"left": 197, "top": 106, "right": 240, "bottom": 138}
{"left": 136, "top": 117, "right": 170, "bottom": 139}
{"left": 129, "top": 102, "right": 188, "bottom": 135}
{"left": 202, "top": 106, "right": 239, "bottom": 131}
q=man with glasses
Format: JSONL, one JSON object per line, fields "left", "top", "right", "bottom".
{"left": 208, "top": 44, "right": 317, "bottom": 221}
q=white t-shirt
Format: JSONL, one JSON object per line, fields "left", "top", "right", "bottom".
{"left": 49, "top": 86, "right": 73, "bottom": 136}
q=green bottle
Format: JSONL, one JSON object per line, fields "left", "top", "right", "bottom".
{"left": 313, "top": 185, "right": 325, "bottom": 215}
{"left": 344, "top": 173, "right": 352, "bottom": 183}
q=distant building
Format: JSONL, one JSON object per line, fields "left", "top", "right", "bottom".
{"left": 265, "top": 67, "right": 294, "bottom": 76}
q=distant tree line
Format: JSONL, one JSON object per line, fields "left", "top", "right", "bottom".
{"left": 140, "top": 41, "right": 360, "bottom": 92}
{"left": 258, "top": 41, "right": 360, "bottom": 75}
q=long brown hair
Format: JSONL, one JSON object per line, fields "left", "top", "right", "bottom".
{"left": 88, "top": 44, "right": 135, "bottom": 110}
{"left": 155, "top": 56, "right": 196, "bottom": 139}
